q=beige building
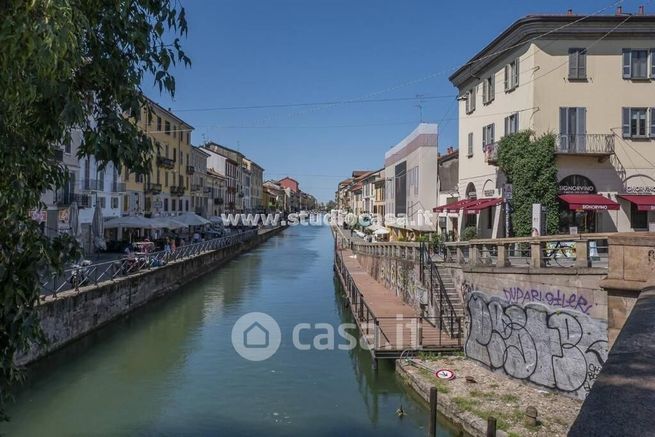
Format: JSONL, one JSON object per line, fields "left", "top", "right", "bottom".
{"left": 190, "top": 147, "right": 210, "bottom": 216}
{"left": 450, "top": 12, "right": 655, "bottom": 238}
{"left": 125, "top": 98, "right": 193, "bottom": 217}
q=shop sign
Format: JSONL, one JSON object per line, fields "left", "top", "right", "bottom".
{"left": 558, "top": 175, "right": 596, "bottom": 195}
{"left": 625, "top": 186, "right": 655, "bottom": 194}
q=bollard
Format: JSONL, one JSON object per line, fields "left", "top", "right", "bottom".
{"left": 486, "top": 416, "right": 497, "bottom": 437}
{"left": 428, "top": 386, "right": 437, "bottom": 437}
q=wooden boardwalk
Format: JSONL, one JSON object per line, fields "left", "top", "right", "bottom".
{"left": 335, "top": 248, "right": 461, "bottom": 359}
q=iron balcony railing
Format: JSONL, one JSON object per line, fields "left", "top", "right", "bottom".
{"left": 40, "top": 229, "right": 258, "bottom": 296}
{"left": 191, "top": 184, "right": 201, "bottom": 192}
{"left": 186, "top": 165, "right": 195, "bottom": 175}
{"left": 555, "top": 134, "right": 614, "bottom": 155}
{"left": 56, "top": 192, "right": 91, "bottom": 208}
{"left": 145, "top": 182, "right": 162, "bottom": 194}
{"left": 81, "top": 179, "right": 104, "bottom": 191}
{"left": 170, "top": 185, "right": 185, "bottom": 196}
{"left": 157, "top": 156, "right": 175, "bottom": 169}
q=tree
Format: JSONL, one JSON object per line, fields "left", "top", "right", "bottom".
{"left": 497, "top": 131, "right": 559, "bottom": 237}
{"left": 0, "top": 0, "right": 189, "bottom": 418}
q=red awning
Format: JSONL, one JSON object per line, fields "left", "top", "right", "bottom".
{"left": 618, "top": 195, "right": 655, "bottom": 211}
{"left": 433, "top": 198, "right": 478, "bottom": 213}
{"left": 559, "top": 194, "right": 620, "bottom": 211}
{"left": 466, "top": 198, "right": 502, "bottom": 212}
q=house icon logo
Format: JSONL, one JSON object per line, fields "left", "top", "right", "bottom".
{"left": 244, "top": 321, "right": 269, "bottom": 348}
{"left": 231, "top": 312, "right": 281, "bottom": 361}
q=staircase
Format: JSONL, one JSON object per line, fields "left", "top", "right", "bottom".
{"left": 420, "top": 242, "right": 464, "bottom": 339}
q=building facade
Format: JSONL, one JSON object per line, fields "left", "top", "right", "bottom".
{"left": 125, "top": 98, "right": 194, "bottom": 217}
{"left": 190, "top": 147, "right": 210, "bottom": 217}
{"left": 384, "top": 123, "right": 439, "bottom": 239}
{"left": 450, "top": 12, "right": 655, "bottom": 236}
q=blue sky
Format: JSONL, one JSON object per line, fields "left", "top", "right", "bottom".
{"left": 146, "top": 0, "right": 635, "bottom": 202}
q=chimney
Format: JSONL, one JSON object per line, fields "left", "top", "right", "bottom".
{"left": 567, "top": 9, "right": 573, "bottom": 16}
{"left": 616, "top": 6, "right": 623, "bottom": 15}
{"left": 638, "top": 5, "right": 645, "bottom": 15}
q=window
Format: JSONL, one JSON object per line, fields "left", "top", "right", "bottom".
{"left": 622, "top": 107, "right": 649, "bottom": 138}
{"left": 165, "top": 144, "right": 169, "bottom": 158}
{"left": 559, "top": 107, "right": 587, "bottom": 151}
{"left": 568, "top": 48, "right": 587, "bottom": 80}
{"left": 504, "top": 113, "right": 519, "bottom": 136}
{"left": 172, "top": 199, "right": 176, "bottom": 211}
{"left": 165, "top": 120, "right": 171, "bottom": 135}
{"left": 173, "top": 148, "right": 177, "bottom": 162}
{"left": 98, "top": 196, "right": 106, "bottom": 208}
{"left": 164, "top": 198, "right": 168, "bottom": 211}
{"left": 165, "top": 172, "right": 169, "bottom": 187}
{"left": 631, "top": 202, "right": 648, "bottom": 229}
{"left": 187, "top": 132, "right": 191, "bottom": 144}
{"left": 136, "top": 174, "right": 144, "bottom": 183}
{"left": 157, "top": 116, "right": 162, "bottom": 131}
{"left": 179, "top": 199, "right": 183, "bottom": 211}
{"left": 186, "top": 200, "right": 189, "bottom": 211}
{"left": 111, "top": 197, "right": 119, "bottom": 209}
{"left": 467, "top": 132, "right": 473, "bottom": 157}
{"left": 465, "top": 87, "right": 476, "bottom": 114}
{"left": 147, "top": 111, "right": 152, "bottom": 127}
{"left": 482, "top": 75, "right": 495, "bottom": 104}
{"left": 482, "top": 123, "right": 495, "bottom": 147}
{"left": 623, "top": 49, "right": 649, "bottom": 79}
{"left": 504, "top": 57, "right": 520, "bottom": 91}
{"left": 487, "top": 206, "right": 493, "bottom": 230}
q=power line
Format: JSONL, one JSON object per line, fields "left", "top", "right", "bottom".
{"left": 173, "top": 94, "right": 456, "bottom": 112}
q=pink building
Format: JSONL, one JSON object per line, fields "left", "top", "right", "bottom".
{"left": 278, "top": 177, "right": 299, "bottom": 193}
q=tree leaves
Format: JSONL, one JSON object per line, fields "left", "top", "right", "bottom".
{"left": 497, "top": 131, "right": 559, "bottom": 237}
{"left": 0, "top": 0, "right": 189, "bottom": 419}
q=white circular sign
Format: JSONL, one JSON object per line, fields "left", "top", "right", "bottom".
{"left": 231, "top": 312, "right": 281, "bottom": 362}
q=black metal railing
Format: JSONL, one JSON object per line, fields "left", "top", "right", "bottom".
{"left": 40, "top": 229, "right": 258, "bottom": 296}
{"left": 145, "top": 182, "right": 162, "bottom": 194}
{"left": 157, "top": 156, "right": 175, "bottom": 169}
{"left": 186, "top": 165, "right": 195, "bottom": 175}
{"left": 555, "top": 134, "right": 614, "bottom": 155}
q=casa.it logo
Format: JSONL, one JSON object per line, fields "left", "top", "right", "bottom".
{"left": 231, "top": 312, "right": 282, "bottom": 361}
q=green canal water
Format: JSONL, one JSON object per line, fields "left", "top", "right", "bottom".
{"left": 2, "top": 225, "right": 457, "bottom": 436}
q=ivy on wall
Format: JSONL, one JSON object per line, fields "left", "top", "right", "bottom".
{"left": 497, "top": 131, "right": 559, "bottom": 237}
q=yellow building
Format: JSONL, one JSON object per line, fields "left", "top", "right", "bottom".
{"left": 124, "top": 98, "right": 194, "bottom": 217}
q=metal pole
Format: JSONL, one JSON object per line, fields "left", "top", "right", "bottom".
{"left": 487, "top": 416, "right": 497, "bottom": 437}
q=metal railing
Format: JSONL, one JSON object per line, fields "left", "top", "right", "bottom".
{"left": 555, "top": 134, "right": 614, "bottom": 155}
{"left": 40, "top": 229, "right": 258, "bottom": 297}
{"left": 157, "top": 156, "right": 175, "bottom": 169}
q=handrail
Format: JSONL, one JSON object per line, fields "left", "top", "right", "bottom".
{"left": 40, "top": 229, "right": 259, "bottom": 297}
{"left": 420, "top": 242, "right": 458, "bottom": 336}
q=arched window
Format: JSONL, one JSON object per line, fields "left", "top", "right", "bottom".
{"left": 558, "top": 175, "right": 596, "bottom": 194}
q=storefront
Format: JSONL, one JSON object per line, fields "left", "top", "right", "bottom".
{"left": 557, "top": 175, "right": 619, "bottom": 234}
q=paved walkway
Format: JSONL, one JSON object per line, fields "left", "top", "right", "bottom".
{"left": 338, "top": 249, "right": 461, "bottom": 356}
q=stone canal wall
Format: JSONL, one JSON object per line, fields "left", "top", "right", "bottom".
{"left": 352, "top": 251, "right": 609, "bottom": 399}
{"left": 17, "top": 227, "right": 285, "bottom": 366}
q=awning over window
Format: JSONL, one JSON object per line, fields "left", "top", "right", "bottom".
{"left": 559, "top": 194, "right": 620, "bottom": 211}
{"left": 434, "top": 198, "right": 502, "bottom": 214}
{"left": 466, "top": 198, "right": 502, "bottom": 212}
{"left": 618, "top": 195, "right": 655, "bottom": 211}
{"left": 433, "top": 198, "right": 477, "bottom": 213}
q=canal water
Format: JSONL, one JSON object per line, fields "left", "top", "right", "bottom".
{"left": 2, "top": 225, "right": 456, "bottom": 436}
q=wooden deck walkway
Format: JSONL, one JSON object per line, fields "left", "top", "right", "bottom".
{"left": 335, "top": 248, "right": 461, "bottom": 359}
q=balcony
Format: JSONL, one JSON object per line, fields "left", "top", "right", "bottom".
{"left": 111, "top": 182, "right": 126, "bottom": 193}
{"left": 81, "top": 179, "right": 105, "bottom": 191}
{"left": 214, "top": 198, "right": 224, "bottom": 205}
{"left": 202, "top": 186, "right": 212, "bottom": 194}
{"left": 56, "top": 192, "right": 90, "bottom": 208}
{"left": 157, "top": 156, "right": 175, "bottom": 169}
{"left": 170, "top": 185, "right": 185, "bottom": 196}
{"left": 145, "top": 182, "right": 162, "bottom": 194}
{"left": 186, "top": 165, "right": 195, "bottom": 175}
{"left": 484, "top": 142, "right": 498, "bottom": 165}
{"left": 555, "top": 134, "right": 614, "bottom": 160}
{"left": 191, "top": 184, "right": 201, "bottom": 192}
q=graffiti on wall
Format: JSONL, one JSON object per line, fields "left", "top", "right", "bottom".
{"left": 465, "top": 291, "right": 608, "bottom": 399}
{"left": 503, "top": 287, "right": 593, "bottom": 315}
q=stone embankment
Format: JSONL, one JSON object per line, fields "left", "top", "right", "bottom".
{"left": 397, "top": 356, "right": 581, "bottom": 437}
{"left": 18, "top": 226, "right": 285, "bottom": 366}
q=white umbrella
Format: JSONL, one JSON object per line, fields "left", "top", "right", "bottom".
{"left": 69, "top": 201, "right": 80, "bottom": 238}
{"left": 151, "top": 217, "right": 187, "bottom": 229}
{"left": 174, "top": 212, "right": 211, "bottom": 226}
{"left": 91, "top": 204, "right": 106, "bottom": 251}
{"left": 104, "top": 215, "right": 158, "bottom": 229}
{"left": 374, "top": 228, "right": 390, "bottom": 235}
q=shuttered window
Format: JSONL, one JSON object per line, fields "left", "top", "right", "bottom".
{"left": 622, "top": 107, "right": 648, "bottom": 138}
{"left": 504, "top": 57, "right": 520, "bottom": 91}
{"left": 568, "top": 48, "right": 587, "bottom": 80}
{"left": 622, "top": 49, "right": 649, "bottom": 79}
{"left": 467, "top": 132, "right": 473, "bottom": 157}
{"left": 559, "top": 107, "right": 586, "bottom": 152}
{"left": 482, "top": 75, "right": 495, "bottom": 104}
{"left": 504, "top": 113, "right": 519, "bottom": 136}
{"left": 482, "top": 124, "right": 495, "bottom": 146}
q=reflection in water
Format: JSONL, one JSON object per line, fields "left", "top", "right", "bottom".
{"left": 3, "top": 225, "right": 456, "bottom": 437}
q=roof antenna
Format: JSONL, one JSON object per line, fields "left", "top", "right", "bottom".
{"left": 415, "top": 94, "right": 425, "bottom": 123}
